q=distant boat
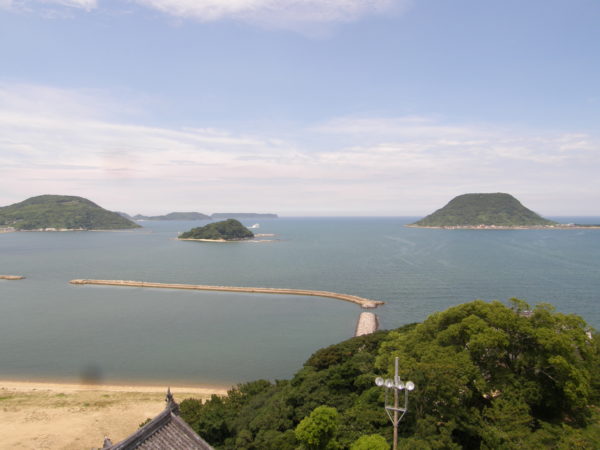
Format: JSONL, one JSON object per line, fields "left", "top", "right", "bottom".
{"left": 249, "top": 223, "right": 260, "bottom": 229}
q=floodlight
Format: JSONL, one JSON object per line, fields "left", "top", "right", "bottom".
{"left": 376, "top": 357, "right": 414, "bottom": 450}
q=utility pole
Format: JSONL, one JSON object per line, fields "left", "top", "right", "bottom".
{"left": 375, "top": 357, "right": 415, "bottom": 450}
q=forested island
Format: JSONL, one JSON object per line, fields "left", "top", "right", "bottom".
{"left": 123, "top": 212, "right": 277, "bottom": 221}
{"left": 179, "top": 299, "right": 600, "bottom": 449}
{"left": 0, "top": 195, "right": 140, "bottom": 231}
{"left": 410, "top": 193, "right": 558, "bottom": 228}
{"left": 134, "top": 212, "right": 211, "bottom": 221}
{"left": 178, "top": 219, "right": 254, "bottom": 241}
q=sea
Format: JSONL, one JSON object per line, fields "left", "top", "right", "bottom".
{"left": 1, "top": 217, "right": 599, "bottom": 387}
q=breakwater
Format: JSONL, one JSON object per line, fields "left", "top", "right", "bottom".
{"left": 69, "top": 279, "right": 384, "bottom": 308}
{"left": 354, "top": 312, "right": 379, "bottom": 336}
{"left": 0, "top": 275, "right": 25, "bottom": 280}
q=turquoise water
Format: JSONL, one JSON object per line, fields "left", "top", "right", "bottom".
{"left": 0, "top": 217, "right": 599, "bottom": 386}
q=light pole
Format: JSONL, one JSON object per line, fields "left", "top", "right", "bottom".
{"left": 375, "top": 357, "right": 415, "bottom": 450}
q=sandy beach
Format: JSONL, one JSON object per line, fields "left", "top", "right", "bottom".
{"left": 0, "top": 380, "right": 228, "bottom": 450}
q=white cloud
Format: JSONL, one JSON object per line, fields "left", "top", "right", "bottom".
{"left": 2, "top": 0, "right": 409, "bottom": 32}
{"left": 134, "top": 0, "right": 403, "bottom": 26}
{"left": 0, "top": 82, "right": 598, "bottom": 215}
{"left": 2, "top": 0, "right": 97, "bottom": 10}
{"left": 45, "top": 0, "right": 96, "bottom": 9}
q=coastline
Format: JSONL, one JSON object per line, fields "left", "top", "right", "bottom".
{"left": 178, "top": 237, "right": 228, "bottom": 242}
{"left": 177, "top": 237, "right": 253, "bottom": 242}
{"left": 0, "top": 379, "right": 229, "bottom": 395}
{"left": 406, "top": 224, "right": 600, "bottom": 230}
{"left": 22, "top": 228, "right": 140, "bottom": 232}
{"left": 0, "top": 379, "right": 228, "bottom": 450}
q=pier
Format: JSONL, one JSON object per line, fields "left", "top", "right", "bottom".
{"left": 0, "top": 275, "right": 25, "bottom": 280}
{"left": 69, "top": 279, "right": 385, "bottom": 308}
{"left": 354, "top": 312, "right": 379, "bottom": 336}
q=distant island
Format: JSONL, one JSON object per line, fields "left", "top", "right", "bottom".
{"left": 0, "top": 195, "right": 140, "bottom": 231}
{"left": 211, "top": 213, "right": 278, "bottom": 219}
{"left": 133, "top": 212, "right": 211, "bottom": 221}
{"left": 178, "top": 219, "right": 254, "bottom": 241}
{"left": 409, "top": 193, "right": 558, "bottom": 228}
{"left": 124, "top": 212, "right": 278, "bottom": 221}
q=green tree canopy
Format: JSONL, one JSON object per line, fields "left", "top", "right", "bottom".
{"left": 178, "top": 218, "right": 253, "bottom": 240}
{"left": 377, "top": 299, "right": 600, "bottom": 448}
{"left": 180, "top": 300, "right": 599, "bottom": 449}
{"left": 350, "top": 434, "right": 389, "bottom": 450}
{"left": 295, "top": 406, "right": 340, "bottom": 450}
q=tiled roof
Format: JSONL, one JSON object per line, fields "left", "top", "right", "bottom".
{"left": 102, "top": 389, "right": 213, "bottom": 450}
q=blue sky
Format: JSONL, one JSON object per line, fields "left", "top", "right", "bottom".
{"left": 0, "top": 0, "right": 598, "bottom": 215}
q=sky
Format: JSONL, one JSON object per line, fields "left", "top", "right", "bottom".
{"left": 0, "top": 0, "right": 599, "bottom": 216}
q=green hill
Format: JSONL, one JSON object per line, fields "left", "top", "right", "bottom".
{"left": 178, "top": 218, "right": 254, "bottom": 240}
{"left": 0, "top": 195, "right": 141, "bottom": 230}
{"left": 411, "top": 193, "right": 556, "bottom": 227}
{"left": 179, "top": 299, "right": 599, "bottom": 449}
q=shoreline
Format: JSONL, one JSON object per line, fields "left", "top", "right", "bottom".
{"left": 178, "top": 237, "right": 253, "bottom": 242}
{"left": 0, "top": 379, "right": 229, "bottom": 395}
{"left": 0, "top": 379, "right": 227, "bottom": 450}
{"left": 0, "top": 228, "right": 141, "bottom": 233}
{"left": 406, "top": 224, "right": 600, "bottom": 230}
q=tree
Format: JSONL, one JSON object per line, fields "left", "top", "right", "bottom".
{"left": 179, "top": 300, "right": 599, "bottom": 448}
{"left": 295, "top": 406, "right": 340, "bottom": 450}
{"left": 350, "top": 434, "right": 390, "bottom": 450}
{"left": 376, "top": 299, "right": 600, "bottom": 447}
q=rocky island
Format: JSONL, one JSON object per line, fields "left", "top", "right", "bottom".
{"left": 0, "top": 195, "right": 140, "bottom": 231}
{"left": 178, "top": 218, "right": 254, "bottom": 241}
{"left": 409, "top": 193, "right": 558, "bottom": 228}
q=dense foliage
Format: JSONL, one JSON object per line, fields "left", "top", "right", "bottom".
{"left": 178, "top": 219, "right": 254, "bottom": 240}
{"left": 180, "top": 300, "right": 599, "bottom": 449}
{"left": 0, "top": 195, "right": 140, "bottom": 230}
{"left": 133, "top": 212, "right": 211, "bottom": 220}
{"left": 412, "top": 193, "right": 557, "bottom": 227}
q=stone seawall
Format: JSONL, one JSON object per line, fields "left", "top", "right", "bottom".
{"left": 354, "top": 312, "right": 379, "bottom": 336}
{"left": 69, "top": 279, "right": 384, "bottom": 309}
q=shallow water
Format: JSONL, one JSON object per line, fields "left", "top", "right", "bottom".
{"left": 0, "top": 217, "right": 598, "bottom": 385}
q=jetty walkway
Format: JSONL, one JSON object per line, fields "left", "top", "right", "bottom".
{"left": 354, "top": 312, "right": 379, "bottom": 336}
{"left": 69, "top": 279, "right": 384, "bottom": 309}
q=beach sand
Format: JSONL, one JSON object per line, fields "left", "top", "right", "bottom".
{"left": 0, "top": 380, "right": 228, "bottom": 450}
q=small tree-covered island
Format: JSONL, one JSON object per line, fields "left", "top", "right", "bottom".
{"left": 178, "top": 219, "right": 254, "bottom": 241}
{"left": 409, "top": 193, "right": 598, "bottom": 229}
{"left": 0, "top": 195, "right": 140, "bottom": 231}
